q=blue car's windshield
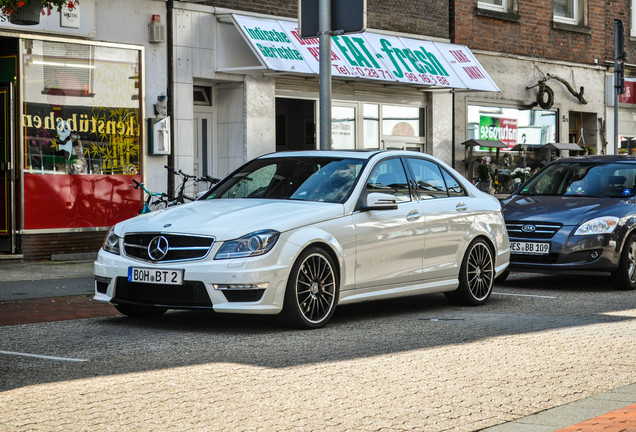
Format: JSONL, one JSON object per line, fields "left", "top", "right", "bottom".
{"left": 519, "top": 162, "right": 636, "bottom": 197}
{"left": 204, "top": 157, "right": 365, "bottom": 203}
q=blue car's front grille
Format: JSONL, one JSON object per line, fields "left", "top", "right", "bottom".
{"left": 506, "top": 221, "right": 562, "bottom": 239}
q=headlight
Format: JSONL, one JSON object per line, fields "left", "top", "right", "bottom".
{"left": 215, "top": 230, "right": 280, "bottom": 259}
{"left": 102, "top": 228, "right": 121, "bottom": 255}
{"left": 574, "top": 216, "right": 619, "bottom": 236}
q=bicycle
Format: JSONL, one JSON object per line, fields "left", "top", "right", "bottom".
{"left": 131, "top": 179, "right": 170, "bottom": 213}
{"left": 165, "top": 165, "right": 220, "bottom": 205}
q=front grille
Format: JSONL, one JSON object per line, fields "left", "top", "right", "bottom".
{"left": 123, "top": 233, "right": 214, "bottom": 262}
{"left": 113, "top": 277, "right": 212, "bottom": 308}
{"left": 510, "top": 254, "right": 559, "bottom": 264}
{"left": 506, "top": 221, "right": 562, "bottom": 239}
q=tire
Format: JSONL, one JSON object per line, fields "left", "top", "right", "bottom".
{"left": 445, "top": 239, "right": 495, "bottom": 305}
{"left": 611, "top": 234, "right": 636, "bottom": 290}
{"left": 278, "top": 247, "right": 339, "bottom": 329}
{"left": 115, "top": 303, "right": 168, "bottom": 318}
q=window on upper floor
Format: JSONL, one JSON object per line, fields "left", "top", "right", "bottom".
{"left": 554, "top": 0, "right": 581, "bottom": 25}
{"left": 477, "top": 0, "right": 506, "bottom": 12}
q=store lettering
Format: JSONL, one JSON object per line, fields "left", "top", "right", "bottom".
{"left": 22, "top": 113, "right": 139, "bottom": 137}
{"left": 243, "top": 26, "right": 291, "bottom": 43}
{"left": 449, "top": 49, "right": 471, "bottom": 63}
{"left": 463, "top": 66, "right": 486, "bottom": 80}
{"left": 290, "top": 29, "right": 341, "bottom": 62}
{"left": 380, "top": 38, "right": 449, "bottom": 78}
{"left": 333, "top": 36, "right": 380, "bottom": 69}
{"left": 256, "top": 43, "right": 303, "bottom": 61}
{"left": 480, "top": 125, "right": 517, "bottom": 142}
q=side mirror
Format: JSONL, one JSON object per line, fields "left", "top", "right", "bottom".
{"left": 362, "top": 192, "right": 398, "bottom": 210}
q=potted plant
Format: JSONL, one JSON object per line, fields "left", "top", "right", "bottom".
{"left": 0, "top": 0, "right": 72, "bottom": 26}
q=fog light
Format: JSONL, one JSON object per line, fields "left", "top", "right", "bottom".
{"left": 590, "top": 251, "right": 599, "bottom": 259}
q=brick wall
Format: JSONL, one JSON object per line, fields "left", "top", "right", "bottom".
{"left": 203, "top": 0, "right": 449, "bottom": 39}
{"left": 604, "top": 0, "right": 634, "bottom": 64}
{"left": 20, "top": 232, "right": 104, "bottom": 261}
{"left": 452, "top": 0, "right": 605, "bottom": 65}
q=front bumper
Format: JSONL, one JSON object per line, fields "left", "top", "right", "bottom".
{"left": 93, "top": 247, "right": 292, "bottom": 315}
{"left": 507, "top": 227, "right": 622, "bottom": 274}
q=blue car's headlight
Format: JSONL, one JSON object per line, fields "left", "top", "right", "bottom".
{"left": 574, "top": 216, "right": 619, "bottom": 236}
{"left": 215, "top": 230, "right": 280, "bottom": 259}
{"left": 102, "top": 228, "right": 121, "bottom": 255}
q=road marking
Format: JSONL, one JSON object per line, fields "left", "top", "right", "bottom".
{"left": 493, "top": 292, "right": 557, "bottom": 299}
{"left": 0, "top": 350, "right": 89, "bottom": 362}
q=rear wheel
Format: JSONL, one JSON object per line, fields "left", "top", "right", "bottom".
{"left": 278, "top": 247, "right": 339, "bottom": 329}
{"left": 114, "top": 303, "right": 167, "bottom": 318}
{"left": 445, "top": 239, "right": 494, "bottom": 305}
{"left": 611, "top": 234, "right": 636, "bottom": 290}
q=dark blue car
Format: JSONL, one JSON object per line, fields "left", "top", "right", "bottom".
{"left": 501, "top": 155, "right": 636, "bottom": 290}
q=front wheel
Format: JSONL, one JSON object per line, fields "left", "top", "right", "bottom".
{"left": 611, "top": 234, "right": 636, "bottom": 290}
{"left": 115, "top": 303, "right": 167, "bottom": 318}
{"left": 445, "top": 238, "right": 494, "bottom": 305}
{"left": 278, "top": 247, "right": 339, "bottom": 329}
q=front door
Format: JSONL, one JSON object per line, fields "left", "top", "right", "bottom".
{"left": 0, "top": 83, "right": 15, "bottom": 253}
{"left": 193, "top": 109, "right": 215, "bottom": 193}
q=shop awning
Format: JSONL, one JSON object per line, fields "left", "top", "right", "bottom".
{"left": 217, "top": 14, "right": 500, "bottom": 92}
{"left": 541, "top": 143, "right": 584, "bottom": 152}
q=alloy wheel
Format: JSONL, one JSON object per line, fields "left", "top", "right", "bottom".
{"left": 466, "top": 242, "right": 494, "bottom": 301}
{"left": 295, "top": 252, "right": 336, "bottom": 324}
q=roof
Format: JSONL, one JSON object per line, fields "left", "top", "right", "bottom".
{"left": 541, "top": 143, "right": 584, "bottom": 152}
{"left": 461, "top": 139, "right": 508, "bottom": 148}
{"left": 548, "top": 155, "right": 636, "bottom": 164}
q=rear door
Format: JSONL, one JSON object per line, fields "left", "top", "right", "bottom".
{"left": 405, "top": 156, "right": 475, "bottom": 281}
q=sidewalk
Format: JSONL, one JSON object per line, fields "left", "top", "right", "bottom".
{"left": 0, "top": 258, "right": 634, "bottom": 431}
{"left": 0, "top": 258, "right": 118, "bottom": 325}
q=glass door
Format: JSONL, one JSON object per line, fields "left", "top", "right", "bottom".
{"left": 0, "top": 83, "right": 15, "bottom": 253}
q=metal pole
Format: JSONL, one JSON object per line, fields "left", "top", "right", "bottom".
{"left": 318, "top": 0, "right": 332, "bottom": 150}
{"left": 615, "top": 75, "right": 619, "bottom": 155}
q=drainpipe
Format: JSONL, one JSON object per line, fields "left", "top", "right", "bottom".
{"left": 166, "top": 0, "right": 175, "bottom": 196}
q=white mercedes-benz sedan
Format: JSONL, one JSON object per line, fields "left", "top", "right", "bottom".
{"left": 94, "top": 150, "right": 510, "bottom": 329}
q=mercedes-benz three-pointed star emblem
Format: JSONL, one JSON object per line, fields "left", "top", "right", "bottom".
{"left": 147, "top": 235, "right": 169, "bottom": 261}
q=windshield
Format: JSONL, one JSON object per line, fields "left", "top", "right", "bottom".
{"left": 205, "top": 156, "right": 365, "bottom": 203}
{"left": 519, "top": 162, "right": 636, "bottom": 197}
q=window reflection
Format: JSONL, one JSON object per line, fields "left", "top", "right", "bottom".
{"left": 23, "top": 40, "right": 141, "bottom": 175}
{"left": 382, "top": 105, "right": 421, "bottom": 137}
{"left": 363, "top": 104, "right": 379, "bottom": 148}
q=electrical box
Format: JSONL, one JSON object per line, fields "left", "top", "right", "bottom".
{"left": 147, "top": 117, "right": 171, "bottom": 155}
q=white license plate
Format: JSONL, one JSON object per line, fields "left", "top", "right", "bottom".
{"left": 510, "top": 241, "right": 550, "bottom": 255}
{"left": 128, "top": 267, "right": 184, "bottom": 285}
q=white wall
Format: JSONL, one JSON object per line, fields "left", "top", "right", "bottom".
{"left": 96, "top": 0, "right": 168, "bottom": 194}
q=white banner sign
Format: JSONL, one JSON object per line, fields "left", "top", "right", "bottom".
{"left": 232, "top": 14, "right": 499, "bottom": 92}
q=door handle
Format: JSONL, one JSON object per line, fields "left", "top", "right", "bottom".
{"left": 456, "top": 202, "right": 468, "bottom": 212}
{"left": 406, "top": 210, "right": 420, "bottom": 221}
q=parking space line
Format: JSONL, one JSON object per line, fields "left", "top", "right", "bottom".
{"left": 493, "top": 292, "right": 557, "bottom": 299}
{"left": 0, "top": 350, "right": 89, "bottom": 362}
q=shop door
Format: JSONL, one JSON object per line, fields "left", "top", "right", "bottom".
{"left": 0, "top": 83, "right": 15, "bottom": 253}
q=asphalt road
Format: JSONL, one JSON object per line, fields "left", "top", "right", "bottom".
{"left": 0, "top": 271, "right": 634, "bottom": 431}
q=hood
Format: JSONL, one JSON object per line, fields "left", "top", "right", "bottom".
{"left": 502, "top": 195, "right": 630, "bottom": 225}
{"left": 115, "top": 199, "right": 345, "bottom": 241}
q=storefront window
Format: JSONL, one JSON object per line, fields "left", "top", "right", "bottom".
{"left": 467, "top": 105, "right": 557, "bottom": 193}
{"left": 382, "top": 105, "right": 421, "bottom": 137}
{"left": 21, "top": 39, "right": 142, "bottom": 229}
{"left": 363, "top": 104, "right": 379, "bottom": 148}
{"left": 332, "top": 106, "right": 356, "bottom": 149}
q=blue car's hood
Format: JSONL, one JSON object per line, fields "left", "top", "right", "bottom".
{"left": 502, "top": 195, "right": 633, "bottom": 225}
